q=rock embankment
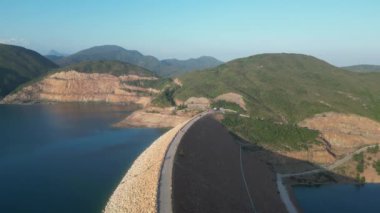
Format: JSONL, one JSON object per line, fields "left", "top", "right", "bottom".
{"left": 115, "top": 106, "right": 194, "bottom": 128}
{"left": 1, "top": 71, "right": 159, "bottom": 106}
{"left": 115, "top": 109, "right": 190, "bottom": 128}
{"left": 104, "top": 120, "right": 189, "bottom": 213}
{"left": 280, "top": 144, "right": 335, "bottom": 165}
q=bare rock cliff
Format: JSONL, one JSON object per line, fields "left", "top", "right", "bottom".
{"left": 300, "top": 112, "right": 380, "bottom": 155}
{"left": 1, "top": 71, "right": 159, "bottom": 106}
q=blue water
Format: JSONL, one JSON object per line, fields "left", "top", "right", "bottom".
{"left": 0, "top": 104, "right": 163, "bottom": 213}
{"left": 293, "top": 184, "right": 380, "bottom": 213}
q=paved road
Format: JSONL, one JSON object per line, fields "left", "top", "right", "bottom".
{"left": 239, "top": 145, "right": 257, "bottom": 213}
{"left": 158, "top": 111, "right": 212, "bottom": 213}
{"left": 277, "top": 144, "right": 379, "bottom": 213}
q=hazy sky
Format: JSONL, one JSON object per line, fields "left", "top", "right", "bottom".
{"left": 0, "top": 0, "right": 379, "bottom": 66}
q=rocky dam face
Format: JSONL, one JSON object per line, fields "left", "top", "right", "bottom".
{"left": 1, "top": 71, "right": 159, "bottom": 106}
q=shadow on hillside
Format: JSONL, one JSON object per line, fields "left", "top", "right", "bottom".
{"left": 232, "top": 131, "right": 355, "bottom": 180}
{"left": 172, "top": 115, "right": 357, "bottom": 213}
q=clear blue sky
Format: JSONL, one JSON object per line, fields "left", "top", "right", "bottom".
{"left": 0, "top": 0, "right": 379, "bottom": 66}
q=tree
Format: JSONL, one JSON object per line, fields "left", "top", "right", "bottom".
{"left": 373, "top": 160, "right": 380, "bottom": 175}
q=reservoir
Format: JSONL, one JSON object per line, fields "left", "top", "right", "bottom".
{"left": 293, "top": 184, "right": 380, "bottom": 213}
{"left": 0, "top": 104, "right": 163, "bottom": 213}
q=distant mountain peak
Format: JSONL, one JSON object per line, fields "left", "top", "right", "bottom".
{"left": 53, "top": 45, "right": 223, "bottom": 76}
{"left": 0, "top": 44, "right": 58, "bottom": 97}
{"left": 47, "top": 50, "right": 67, "bottom": 57}
{"left": 85, "top": 44, "right": 127, "bottom": 52}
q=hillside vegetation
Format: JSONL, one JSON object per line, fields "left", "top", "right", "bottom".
{"left": 0, "top": 44, "right": 58, "bottom": 97}
{"left": 176, "top": 54, "right": 380, "bottom": 123}
{"left": 223, "top": 114, "right": 319, "bottom": 151}
{"left": 174, "top": 54, "right": 380, "bottom": 150}
{"left": 343, "top": 65, "right": 380, "bottom": 73}
{"left": 161, "top": 56, "right": 223, "bottom": 76}
{"left": 57, "top": 60, "right": 155, "bottom": 77}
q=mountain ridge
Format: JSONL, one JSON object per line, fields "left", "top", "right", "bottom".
{"left": 342, "top": 64, "right": 380, "bottom": 73}
{"left": 0, "top": 43, "right": 58, "bottom": 97}
{"left": 55, "top": 60, "right": 156, "bottom": 77}
{"left": 52, "top": 45, "right": 223, "bottom": 76}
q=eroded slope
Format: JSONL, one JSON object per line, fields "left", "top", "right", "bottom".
{"left": 1, "top": 71, "right": 159, "bottom": 106}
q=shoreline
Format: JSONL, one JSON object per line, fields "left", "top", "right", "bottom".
{"left": 279, "top": 171, "right": 360, "bottom": 213}
{"left": 286, "top": 184, "right": 302, "bottom": 213}
{"left": 114, "top": 110, "right": 191, "bottom": 128}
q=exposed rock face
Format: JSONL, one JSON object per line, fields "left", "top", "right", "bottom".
{"left": 214, "top": 92, "right": 247, "bottom": 110}
{"left": 281, "top": 144, "right": 335, "bottom": 165}
{"left": 114, "top": 110, "right": 190, "bottom": 128}
{"left": 300, "top": 112, "right": 380, "bottom": 156}
{"left": 173, "top": 78, "right": 183, "bottom": 87}
{"left": 1, "top": 71, "right": 159, "bottom": 106}
{"left": 334, "top": 149, "right": 380, "bottom": 183}
{"left": 184, "top": 97, "right": 210, "bottom": 110}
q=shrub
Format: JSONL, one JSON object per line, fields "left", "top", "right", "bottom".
{"left": 152, "top": 85, "right": 178, "bottom": 107}
{"left": 355, "top": 174, "right": 366, "bottom": 184}
{"left": 373, "top": 160, "right": 380, "bottom": 175}
{"left": 177, "top": 104, "right": 187, "bottom": 110}
{"left": 353, "top": 152, "right": 364, "bottom": 162}
{"left": 368, "top": 145, "right": 379, "bottom": 154}
{"left": 356, "top": 161, "right": 364, "bottom": 173}
{"left": 211, "top": 100, "right": 244, "bottom": 113}
{"left": 354, "top": 152, "right": 365, "bottom": 173}
{"left": 221, "top": 114, "right": 319, "bottom": 151}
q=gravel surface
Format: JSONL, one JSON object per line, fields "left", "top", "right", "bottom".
{"left": 103, "top": 120, "right": 188, "bottom": 213}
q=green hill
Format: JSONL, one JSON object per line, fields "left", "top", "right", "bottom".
{"left": 161, "top": 56, "right": 223, "bottom": 76}
{"left": 174, "top": 54, "right": 380, "bottom": 150}
{"left": 176, "top": 53, "right": 380, "bottom": 122}
{"left": 0, "top": 43, "right": 58, "bottom": 97}
{"left": 55, "top": 45, "right": 222, "bottom": 76}
{"left": 56, "top": 60, "right": 156, "bottom": 77}
{"left": 343, "top": 64, "right": 380, "bottom": 73}
{"left": 45, "top": 55, "right": 64, "bottom": 63}
{"left": 56, "top": 45, "right": 161, "bottom": 71}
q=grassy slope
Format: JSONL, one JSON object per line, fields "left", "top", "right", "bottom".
{"left": 343, "top": 65, "right": 380, "bottom": 73}
{"left": 175, "top": 53, "right": 380, "bottom": 150}
{"left": 0, "top": 44, "right": 58, "bottom": 97}
{"left": 176, "top": 53, "right": 380, "bottom": 123}
{"left": 57, "top": 60, "right": 155, "bottom": 77}
{"left": 160, "top": 56, "right": 223, "bottom": 76}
